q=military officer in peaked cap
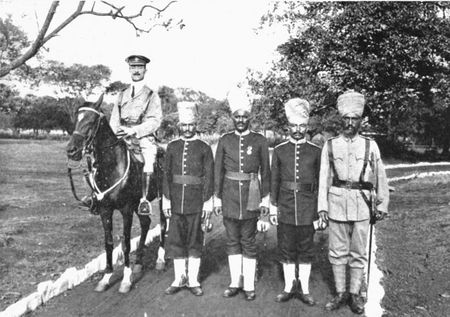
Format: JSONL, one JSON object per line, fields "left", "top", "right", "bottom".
{"left": 269, "top": 98, "right": 321, "bottom": 306}
{"left": 162, "top": 101, "right": 214, "bottom": 297}
{"left": 109, "top": 54, "right": 162, "bottom": 216}
{"left": 213, "top": 89, "right": 271, "bottom": 301}
{"left": 318, "top": 90, "right": 389, "bottom": 314}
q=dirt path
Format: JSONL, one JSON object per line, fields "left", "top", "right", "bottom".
{"left": 28, "top": 215, "right": 355, "bottom": 317}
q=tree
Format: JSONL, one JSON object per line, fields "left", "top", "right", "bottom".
{"left": 0, "top": 0, "right": 180, "bottom": 78}
{"left": 251, "top": 1, "right": 450, "bottom": 152}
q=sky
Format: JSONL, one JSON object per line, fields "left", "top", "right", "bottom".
{"left": 0, "top": 0, "right": 289, "bottom": 100}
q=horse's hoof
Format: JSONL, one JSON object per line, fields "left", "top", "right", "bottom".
{"left": 155, "top": 259, "right": 165, "bottom": 271}
{"left": 94, "top": 282, "right": 109, "bottom": 292}
{"left": 133, "top": 264, "right": 143, "bottom": 274}
{"left": 118, "top": 282, "right": 132, "bottom": 293}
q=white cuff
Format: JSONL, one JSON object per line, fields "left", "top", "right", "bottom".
{"left": 162, "top": 195, "right": 171, "bottom": 210}
{"left": 214, "top": 195, "right": 222, "bottom": 208}
{"left": 203, "top": 196, "right": 213, "bottom": 212}
{"left": 259, "top": 194, "right": 269, "bottom": 208}
{"left": 269, "top": 203, "right": 278, "bottom": 216}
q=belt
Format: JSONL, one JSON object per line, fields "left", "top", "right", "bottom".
{"left": 332, "top": 179, "right": 373, "bottom": 190}
{"left": 173, "top": 174, "right": 203, "bottom": 185}
{"left": 225, "top": 171, "right": 257, "bottom": 181}
{"left": 281, "top": 181, "right": 316, "bottom": 192}
{"left": 225, "top": 171, "right": 260, "bottom": 211}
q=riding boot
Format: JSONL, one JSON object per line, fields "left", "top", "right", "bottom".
{"left": 138, "top": 172, "right": 152, "bottom": 215}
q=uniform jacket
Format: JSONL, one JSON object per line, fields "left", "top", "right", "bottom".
{"left": 109, "top": 85, "right": 162, "bottom": 139}
{"left": 214, "top": 130, "right": 270, "bottom": 220}
{"left": 318, "top": 134, "right": 389, "bottom": 222}
{"left": 162, "top": 137, "right": 214, "bottom": 215}
{"left": 271, "top": 139, "right": 321, "bottom": 226}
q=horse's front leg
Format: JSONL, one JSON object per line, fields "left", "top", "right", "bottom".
{"left": 95, "top": 208, "right": 114, "bottom": 292}
{"left": 134, "top": 209, "right": 151, "bottom": 274}
{"left": 156, "top": 198, "right": 166, "bottom": 271}
{"left": 118, "top": 205, "right": 134, "bottom": 293}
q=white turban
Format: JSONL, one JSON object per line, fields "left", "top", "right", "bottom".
{"left": 227, "top": 89, "right": 252, "bottom": 114}
{"left": 337, "top": 90, "right": 365, "bottom": 116}
{"left": 177, "top": 101, "right": 198, "bottom": 124}
{"left": 284, "top": 98, "right": 310, "bottom": 125}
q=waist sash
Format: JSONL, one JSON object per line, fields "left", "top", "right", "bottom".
{"left": 173, "top": 174, "right": 203, "bottom": 185}
{"left": 225, "top": 171, "right": 261, "bottom": 211}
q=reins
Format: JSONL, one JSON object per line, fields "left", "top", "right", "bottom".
{"left": 68, "top": 106, "right": 131, "bottom": 203}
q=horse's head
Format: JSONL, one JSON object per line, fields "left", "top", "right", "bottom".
{"left": 67, "top": 94, "right": 104, "bottom": 161}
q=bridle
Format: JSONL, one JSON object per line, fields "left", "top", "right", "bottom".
{"left": 68, "top": 106, "right": 131, "bottom": 203}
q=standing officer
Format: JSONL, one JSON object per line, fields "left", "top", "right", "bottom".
{"left": 213, "top": 89, "right": 271, "bottom": 301}
{"left": 318, "top": 90, "right": 389, "bottom": 314}
{"left": 162, "top": 101, "right": 214, "bottom": 296}
{"left": 109, "top": 54, "right": 162, "bottom": 215}
{"left": 269, "top": 98, "right": 321, "bottom": 306}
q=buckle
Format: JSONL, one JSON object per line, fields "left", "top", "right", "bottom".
{"left": 345, "top": 181, "right": 353, "bottom": 189}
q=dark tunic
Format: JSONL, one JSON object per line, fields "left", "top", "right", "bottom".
{"left": 163, "top": 138, "right": 214, "bottom": 215}
{"left": 270, "top": 140, "right": 321, "bottom": 226}
{"left": 214, "top": 131, "right": 270, "bottom": 220}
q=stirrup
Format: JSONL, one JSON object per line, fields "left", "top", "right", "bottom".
{"left": 138, "top": 199, "right": 152, "bottom": 216}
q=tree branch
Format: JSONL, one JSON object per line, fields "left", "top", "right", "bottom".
{"left": 0, "top": 0, "right": 177, "bottom": 78}
{"left": 0, "top": 1, "right": 59, "bottom": 77}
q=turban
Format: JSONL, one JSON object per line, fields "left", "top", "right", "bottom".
{"left": 227, "top": 89, "right": 252, "bottom": 114}
{"left": 284, "top": 98, "right": 310, "bottom": 125}
{"left": 177, "top": 101, "right": 198, "bottom": 124}
{"left": 337, "top": 90, "right": 365, "bottom": 116}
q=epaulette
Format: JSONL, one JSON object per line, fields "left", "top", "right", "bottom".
{"left": 250, "top": 130, "right": 264, "bottom": 136}
{"left": 274, "top": 140, "right": 289, "bottom": 149}
{"left": 306, "top": 140, "right": 321, "bottom": 148}
{"left": 220, "top": 131, "right": 234, "bottom": 138}
{"left": 167, "top": 138, "right": 180, "bottom": 145}
{"left": 360, "top": 135, "right": 374, "bottom": 141}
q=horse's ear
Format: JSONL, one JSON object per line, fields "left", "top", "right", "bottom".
{"left": 93, "top": 93, "right": 104, "bottom": 110}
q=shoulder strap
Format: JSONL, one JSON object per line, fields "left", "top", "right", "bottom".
{"left": 327, "top": 139, "right": 338, "bottom": 182}
{"left": 360, "top": 138, "right": 370, "bottom": 182}
{"left": 137, "top": 89, "right": 154, "bottom": 124}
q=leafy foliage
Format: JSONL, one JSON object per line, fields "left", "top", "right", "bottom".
{"left": 250, "top": 1, "right": 450, "bottom": 152}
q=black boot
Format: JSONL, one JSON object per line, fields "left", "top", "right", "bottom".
{"left": 138, "top": 172, "right": 152, "bottom": 215}
{"left": 349, "top": 293, "right": 364, "bottom": 314}
{"left": 325, "top": 292, "right": 348, "bottom": 311}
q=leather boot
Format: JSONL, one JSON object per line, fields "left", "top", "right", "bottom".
{"left": 325, "top": 292, "right": 348, "bottom": 311}
{"left": 349, "top": 293, "right": 364, "bottom": 314}
{"left": 138, "top": 172, "right": 152, "bottom": 215}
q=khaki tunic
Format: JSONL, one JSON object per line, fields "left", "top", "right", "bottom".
{"left": 109, "top": 85, "right": 162, "bottom": 139}
{"left": 317, "top": 134, "right": 389, "bottom": 221}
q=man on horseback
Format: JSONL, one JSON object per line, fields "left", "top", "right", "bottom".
{"left": 81, "top": 54, "right": 162, "bottom": 215}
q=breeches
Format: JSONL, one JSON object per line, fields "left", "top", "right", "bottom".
{"left": 139, "top": 137, "right": 157, "bottom": 173}
{"left": 277, "top": 222, "right": 315, "bottom": 264}
{"left": 223, "top": 217, "right": 257, "bottom": 258}
{"left": 166, "top": 213, "right": 203, "bottom": 259}
{"left": 328, "top": 219, "right": 370, "bottom": 268}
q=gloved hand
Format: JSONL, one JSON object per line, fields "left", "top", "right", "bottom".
{"left": 163, "top": 208, "right": 172, "bottom": 218}
{"left": 318, "top": 210, "right": 328, "bottom": 230}
{"left": 269, "top": 204, "right": 278, "bottom": 226}
{"left": 213, "top": 206, "right": 222, "bottom": 216}
{"left": 260, "top": 206, "right": 269, "bottom": 217}
{"left": 257, "top": 219, "right": 270, "bottom": 232}
{"left": 375, "top": 210, "right": 388, "bottom": 221}
{"left": 117, "top": 126, "right": 136, "bottom": 137}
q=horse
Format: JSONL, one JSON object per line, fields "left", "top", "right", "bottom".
{"left": 66, "top": 94, "right": 167, "bottom": 293}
